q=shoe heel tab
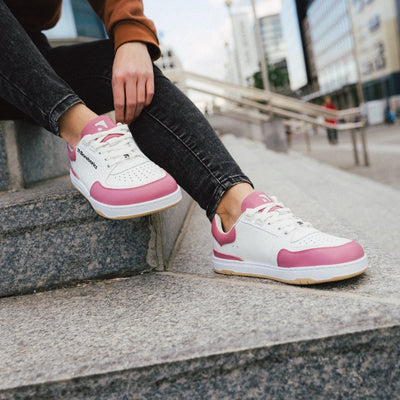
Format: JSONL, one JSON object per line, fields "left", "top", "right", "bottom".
{"left": 212, "top": 215, "right": 236, "bottom": 246}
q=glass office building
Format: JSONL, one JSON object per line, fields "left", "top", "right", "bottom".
{"left": 281, "top": 0, "right": 308, "bottom": 91}
{"left": 350, "top": 0, "right": 400, "bottom": 102}
{"left": 307, "top": 0, "right": 358, "bottom": 95}
{"left": 258, "top": 14, "right": 286, "bottom": 65}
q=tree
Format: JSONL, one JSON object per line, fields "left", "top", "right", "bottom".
{"left": 251, "top": 61, "right": 290, "bottom": 92}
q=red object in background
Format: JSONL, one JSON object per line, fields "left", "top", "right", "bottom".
{"left": 324, "top": 102, "right": 337, "bottom": 125}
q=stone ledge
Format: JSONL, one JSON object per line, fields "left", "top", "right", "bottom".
{"left": 0, "top": 177, "right": 152, "bottom": 297}
{"left": 0, "top": 177, "right": 192, "bottom": 297}
{"left": 1, "top": 326, "right": 398, "bottom": 399}
{"left": 0, "top": 272, "right": 398, "bottom": 399}
{"left": 0, "top": 121, "right": 69, "bottom": 191}
{"left": 3, "top": 327, "right": 400, "bottom": 400}
{"left": 0, "top": 126, "right": 9, "bottom": 191}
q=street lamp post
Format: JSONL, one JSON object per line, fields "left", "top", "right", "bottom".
{"left": 347, "top": 0, "right": 369, "bottom": 166}
{"left": 347, "top": 0, "right": 364, "bottom": 106}
{"left": 250, "top": 0, "right": 270, "bottom": 91}
{"left": 225, "top": 0, "right": 244, "bottom": 85}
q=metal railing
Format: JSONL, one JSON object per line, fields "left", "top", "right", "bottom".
{"left": 166, "top": 70, "right": 369, "bottom": 166}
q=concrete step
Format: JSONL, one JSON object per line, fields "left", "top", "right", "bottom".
{"left": 0, "top": 126, "right": 9, "bottom": 191}
{"left": 0, "top": 176, "right": 192, "bottom": 298}
{"left": 0, "top": 121, "right": 70, "bottom": 191}
{"left": 0, "top": 134, "right": 398, "bottom": 399}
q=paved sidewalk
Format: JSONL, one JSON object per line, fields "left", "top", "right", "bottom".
{"left": 290, "top": 122, "right": 400, "bottom": 191}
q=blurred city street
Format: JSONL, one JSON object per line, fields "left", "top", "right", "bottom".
{"left": 290, "top": 122, "right": 400, "bottom": 191}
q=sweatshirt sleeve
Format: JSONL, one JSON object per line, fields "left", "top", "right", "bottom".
{"left": 88, "top": 0, "right": 161, "bottom": 60}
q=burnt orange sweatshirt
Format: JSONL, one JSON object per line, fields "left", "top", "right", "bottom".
{"left": 5, "top": 0, "right": 161, "bottom": 59}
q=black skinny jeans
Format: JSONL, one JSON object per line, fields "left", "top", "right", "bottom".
{"left": 0, "top": 1, "right": 252, "bottom": 220}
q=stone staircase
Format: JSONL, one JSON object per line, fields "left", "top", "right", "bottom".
{"left": 0, "top": 121, "right": 192, "bottom": 297}
{"left": 0, "top": 125, "right": 399, "bottom": 399}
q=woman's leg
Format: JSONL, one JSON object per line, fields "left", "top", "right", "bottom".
{"left": 42, "top": 39, "right": 254, "bottom": 223}
{"left": 133, "top": 66, "right": 253, "bottom": 222}
{"left": 0, "top": 0, "right": 251, "bottom": 225}
{"left": 0, "top": 0, "right": 85, "bottom": 135}
{"left": 0, "top": 19, "right": 366, "bottom": 283}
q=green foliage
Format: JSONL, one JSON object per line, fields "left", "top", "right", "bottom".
{"left": 251, "top": 62, "right": 290, "bottom": 91}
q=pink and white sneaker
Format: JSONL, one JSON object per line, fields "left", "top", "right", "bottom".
{"left": 68, "top": 116, "right": 182, "bottom": 219}
{"left": 212, "top": 191, "right": 367, "bottom": 284}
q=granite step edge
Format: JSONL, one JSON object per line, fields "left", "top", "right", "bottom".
{"left": 0, "top": 324, "right": 398, "bottom": 399}
{"left": 0, "top": 176, "right": 193, "bottom": 297}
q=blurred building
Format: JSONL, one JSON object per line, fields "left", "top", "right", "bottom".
{"left": 258, "top": 14, "right": 286, "bottom": 65}
{"left": 306, "top": 0, "right": 359, "bottom": 107}
{"left": 154, "top": 45, "right": 182, "bottom": 73}
{"left": 282, "top": 0, "right": 350, "bottom": 99}
{"left": 301, "top": 16, "right": 319, "bottom": 93}
{"left": 282, "top": 0, "right": 400, "bottom": 121}
{"left": 280, "top": 0, "right": 308, "bottom": 92}
{"left": 397, "top": 0, "right": 400, "bottom": 43}
{"left": 349, "top": 0, "right": 400, "bottom": 122}
{"left": 257, "top": 13, "right": 290, "bottom": 92}
{"left": 231, "top": 12, "right": 259, "bottom": 84}
{"left": 224, "top": 42, "right": 240, "bottom": 84}
{"left": 282, "top": 0, "right": 358, "bottom": 106}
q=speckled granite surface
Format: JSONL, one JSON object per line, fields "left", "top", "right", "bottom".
{"left": 0, "top": 273, "right": 398, "bottom": 399}
{"left": 0, "top": 176, "right": 191, "bottom": 297}
{"left": 0, "top": 127, "right": 9, "bottom": 191}
{"left": 0, "top": 121, "right": 70, "bottom": 190}
{"left": 14, "top": 121, "right": 70, "bottom": 185}
{"left": 0, "top": 135, "right": 398, "bottom": 398}
{"left": 0, "top": 177, "right": 153, "bottom": 297}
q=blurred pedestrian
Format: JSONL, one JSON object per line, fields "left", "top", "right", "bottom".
{"left": 323, "top": 96, "right": 338, "bottom": 144}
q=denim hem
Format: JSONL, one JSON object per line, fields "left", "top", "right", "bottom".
{"left": 206, "top": 175, "right": 254, "bottom": 221}
{"left": 48, "top": 94, "right": 84, "bottom": 136}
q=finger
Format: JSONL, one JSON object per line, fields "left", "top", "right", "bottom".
{"left": 133, "top": 76, "right": 147, "bottom": 120}
{"left": 112, "top": 75, "right": 126, "bottom": 123}
{"left": 124, "top": 77, "right": 137, "bottom": 124}
{"left": 145, "top": 72, "right": 155, "bottom": 106}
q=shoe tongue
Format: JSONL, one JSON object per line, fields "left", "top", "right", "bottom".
{"left": 241, "top": 191, "right": 275, "bottom": 213}
{"left": 81, "top": 116, "right": 117, "bottom": 138}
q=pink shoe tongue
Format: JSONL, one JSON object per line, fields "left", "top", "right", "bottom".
{"left": 241, "top": 191, "right": 278, "bottom": 213}
{"left": 81, "top": 116, "right": 117, "bottom": 139}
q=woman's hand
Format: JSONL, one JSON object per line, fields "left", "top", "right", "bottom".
{"left": 112, "top": 42, "right": 154, "bottom": 124}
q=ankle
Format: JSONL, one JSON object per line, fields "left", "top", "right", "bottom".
{"left": 59, "top": 104, "right": 98, "bottom": 147}
{"left": 216, "top": 183, "right": 254, "bottom": 232}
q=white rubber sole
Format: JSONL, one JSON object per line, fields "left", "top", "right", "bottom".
{"left": 213, "top": 255, "right": 368, "bottom": 285}
{"left": 71, "top": 172, "right": 182, "bottom": 219}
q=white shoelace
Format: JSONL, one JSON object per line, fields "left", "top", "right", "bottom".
{"left": 245, "top": 196, "right": 311, "bottom": 237}
{"left": 85, "top": 124, "right": 146, "bottom": 168}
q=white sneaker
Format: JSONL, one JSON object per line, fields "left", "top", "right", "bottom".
{"left": 212, "top": 191, "right": 367, "bottom": 285}
{"left": 68, "top": 116, "right": 182, "bottom": 219}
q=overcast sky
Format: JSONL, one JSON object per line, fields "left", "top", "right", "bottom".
{"left": 145, "top": 0, "right": 282, "bottom": 78}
